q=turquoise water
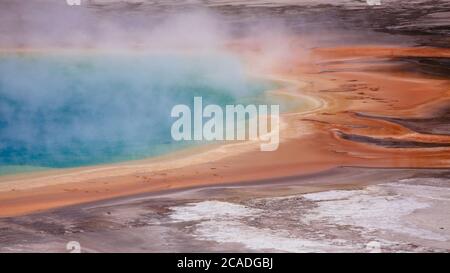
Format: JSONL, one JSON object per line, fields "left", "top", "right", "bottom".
{"left": 0, "top": 52, "right": 273, "bottom": 175}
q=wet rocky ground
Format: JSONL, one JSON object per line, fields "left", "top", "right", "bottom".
{"left": 1, "top": 167, "right": 449, "bottom": 252}
{"left": 1, "top": 0, "right": 449, "bottom": 48}
{"left": 87, "top": 0, "right": 450, "bottom": 46}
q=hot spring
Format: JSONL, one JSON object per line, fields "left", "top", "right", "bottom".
{"left": 0, "top": 51, "right": 275, "bottom": 175}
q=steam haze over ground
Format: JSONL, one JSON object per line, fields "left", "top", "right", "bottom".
{"left": 0, "top": 0, "right": 286, "bottom": 172}
{"left": 1, "top": 0, "right": 448, "bottom": 49}
{"left": 0, "top": 0, "right": 449, "bottom": 253}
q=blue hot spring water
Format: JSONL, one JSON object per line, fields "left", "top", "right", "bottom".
{"left": 0, "top": 52, "right": 273, "bottom": 175}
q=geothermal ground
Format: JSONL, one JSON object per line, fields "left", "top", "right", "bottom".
{"left": 0, "top": 0, "right": 449, "bottom": 252}
{"left": 1, "top": 168, "right": 449, "bottom": 252}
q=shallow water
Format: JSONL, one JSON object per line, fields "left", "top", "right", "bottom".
{"left": 0, "top": 51, "right": 274, "bottom": 174}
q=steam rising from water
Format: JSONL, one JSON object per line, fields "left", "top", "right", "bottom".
{"left": 0, "top": 52, "right": 271, "bottom": 172}
{"left": 0, "top": 1, "right": 291, "bottom": 174}
{"left": 0, "top": 0, "right": 231, "bottom": 50}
